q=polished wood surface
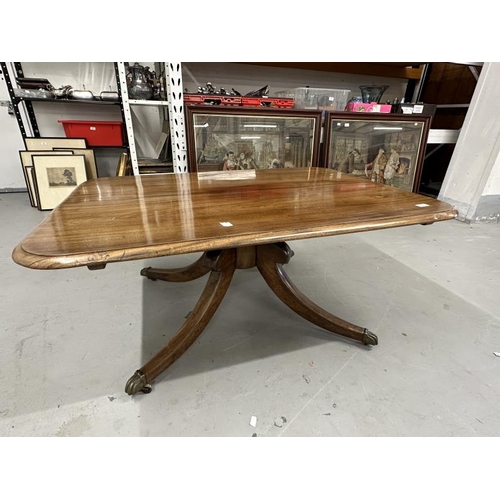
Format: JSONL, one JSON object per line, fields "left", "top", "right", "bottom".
{"left": 13, "top": 168, "right": 457, "bottom": 270}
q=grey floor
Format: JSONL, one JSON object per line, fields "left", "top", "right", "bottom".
{"left": 1, "top": 192, "right": 499, "bottom": 437}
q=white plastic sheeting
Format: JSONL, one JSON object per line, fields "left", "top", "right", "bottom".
{"left": 21, "top": 62, "right": 117, "bottom": 94}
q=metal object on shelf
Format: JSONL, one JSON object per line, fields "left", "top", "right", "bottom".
{"left": 69, "top": 86, "right": 95, "bottom": 100}
{"left": 100, "top": 90, "right": 119, "bottom": 101}
{"left": 196, "top": 83, "right": 268, "bottom": 98}
{"left": 54, "top": 85, "right": 100, "bottom": 101}
{"left": 53, "top": 85, "right": 72, "bottom": 98}
{"left": 245, "top": 84, "right": 269, "bottom": 97}
{"left": 125, "top": 62, "right": 154, "bottom": 100}
{"left": 14, "top": 88, "right": 54, "bottom": 99}
{"left": 15, "top": 77, "right": 54, "bottom": 91}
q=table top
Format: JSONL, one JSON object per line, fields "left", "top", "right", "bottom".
{"left": 13, "top": 168, "right": 457, "bottom": 269}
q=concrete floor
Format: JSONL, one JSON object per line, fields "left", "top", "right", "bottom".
{"left": 1, "top": 192, "right": 499, "bottom": 437}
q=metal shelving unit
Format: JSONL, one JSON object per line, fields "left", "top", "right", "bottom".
{"left": 1, "top": 61, "right": 188, "bottom": 176}
{"left": 116, "top": 62, "right": 187, "bottom": 175}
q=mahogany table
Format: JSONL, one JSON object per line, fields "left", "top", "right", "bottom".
{"left": 13, "top": 168, "right": 457, "bottom": 395}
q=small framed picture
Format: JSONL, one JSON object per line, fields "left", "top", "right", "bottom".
{"left": 19, "top": 150, "right": 75, "bottom": 207}
{"left": 32, "top": 155, "right": 87, "bottom": 210}
{"left": 24, "top": 137, "right": 87, "bottom": 151}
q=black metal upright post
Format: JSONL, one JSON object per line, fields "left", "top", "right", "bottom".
{"left": 0, "top": 62, "right": 41, "bottom": 138}
{"left": 13, "top": 62, "right": 40, "bottom": 137}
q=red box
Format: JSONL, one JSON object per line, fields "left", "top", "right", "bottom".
{"left": 58, "top": 120, "right": 124, "bottom": 147}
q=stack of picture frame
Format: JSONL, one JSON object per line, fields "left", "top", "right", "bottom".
{"left": 20, "top": 137, "right": 98, "bottom": 211}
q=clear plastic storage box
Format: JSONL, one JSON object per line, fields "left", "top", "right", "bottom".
{"left": 275, "top": 87, "right": 351, "bottom": 111}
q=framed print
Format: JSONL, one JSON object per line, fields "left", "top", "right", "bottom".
{"left": 186, "top": 106, "right": 322, "bottom": 173}
{"left": 32, "top": 155, "right": 87, "bottom": 210}
{"left": 19, "top": 150, "right": 75, "bottom": 207}
{"left": 323, "top": 112, "right": 432, "bottom": 192}
{"left": 53, "top": 148, "right": 98, "bottom": 179}
{"left": 24, "top": 137, "right": 87, "bottom": 151}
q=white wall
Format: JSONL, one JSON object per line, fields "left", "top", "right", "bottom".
{"left": 482, "top": 152, "right": 500, "bottom": 195}
{"left": 20, "top": 62, "right": 118, "bottom": 95}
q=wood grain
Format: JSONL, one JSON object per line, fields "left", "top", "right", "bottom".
{"left": 12, "top": 168, "right": 457, "bottom": 270}
{"left": 136, "top": 248, "right": 236, "bottom": 385}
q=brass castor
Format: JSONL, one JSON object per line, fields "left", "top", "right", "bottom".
{"left": 362, "top": 329, "right": 378, "bottom": 346}
{"left": 125, "top": 371, "right": 148, "bottom": 395}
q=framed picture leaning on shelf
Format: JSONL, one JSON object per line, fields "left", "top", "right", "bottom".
{"left": 323, "top": 112, "right": 432, "bottom": 193}
{"left": 19, "top": 150, "right": 75, "bottom": 207}
{"left": 185, "top": 106, "right": 322, "bottom": 173}
{"left": 32, "top": 155, "right": 88, "bottom": 210}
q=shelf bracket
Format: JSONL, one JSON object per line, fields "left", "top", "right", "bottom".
{"left": 116, "top": 62, "right": 139, "bottom": 175}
